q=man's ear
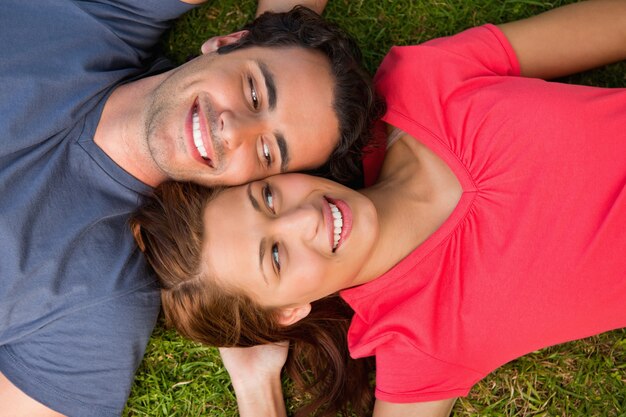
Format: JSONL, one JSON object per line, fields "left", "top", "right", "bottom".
{"left": 201, "top": 30, "right": 249, "bottom": 55}
{"left": 277, "top": 304, "right": 312, "bottom": 326}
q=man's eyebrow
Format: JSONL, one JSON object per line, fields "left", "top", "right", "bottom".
{"left": 258, "top": 237, "right": 269, "bottom": 285}
{"left": 276, "top": 132, "right": 290, "bottom": 173}
{"left": 256, "top": 60, "right": 276, "bottom": 110}
{"left": 255, "top": 61, "right": 290, "bottom": 172}
{"left": 247, "top": 183, "right": 261, "bottom": 212}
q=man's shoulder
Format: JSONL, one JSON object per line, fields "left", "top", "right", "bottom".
{"left": 0, "top": 0, "right": 192, "bottom": 154}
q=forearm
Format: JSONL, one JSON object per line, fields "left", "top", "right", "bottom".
{"left": 499, "top": 0, "right": 626, "bottom": 79}
{"left": 256, "top": 0, "right": 328, "bottom": 16}
{"left": 231, "top": 375, "right": 287, "bottom": 417}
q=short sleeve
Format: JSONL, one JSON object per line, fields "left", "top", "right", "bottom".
{"left": 374, "top": 337, "right": 483, "bottom": 403}
{"left": 0, "top": 0, "right": 194, "bottom": 156}
{"left": 419, "top": 24, "right": 520, "bottom": 77}
{"left": 372, "top": 24, "right": 521, "bottom": 165}
{"left": 0, "top": 285, "right": 160, "bottom": 417}
{"left": 375, "top": 24, "right": 520, "bottom": 89}
{"left": 74, "top": 0, "right": 195, "bottom": 54}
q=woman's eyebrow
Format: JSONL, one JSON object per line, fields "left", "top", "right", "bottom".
{"left": 247, "top": 183, "right": 261, "bottom": 212}
{"left": 247, "top": 183, "right": 269, "bottom": 285}
{"left": 258, "top": 237, "right": 269, "bottom": 286}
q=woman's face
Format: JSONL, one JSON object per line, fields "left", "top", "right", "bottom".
{"left": 201, "top": 173, "right": 378, "bottom": 311}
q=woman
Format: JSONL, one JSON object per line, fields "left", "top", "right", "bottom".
{"left": 131, "top": 1, "right": 626, "bottom": 416}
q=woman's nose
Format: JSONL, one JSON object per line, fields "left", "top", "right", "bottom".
{"left": 275, "top": 204, "right": 319, "bottom": 244}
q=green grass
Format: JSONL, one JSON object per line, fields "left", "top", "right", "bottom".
{"left": 125, "top": 1, "right": 625, "bottom": 415}
{"left": 127, "top": 324, "right": 626, "bottom": 416}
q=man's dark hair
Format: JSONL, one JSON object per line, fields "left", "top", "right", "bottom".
{"left": 218, "top": 6, "right": 385, "bottom": 185}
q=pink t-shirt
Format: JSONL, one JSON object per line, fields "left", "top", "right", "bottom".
{"left": 342, "top": 24, "right": 626, "bottom": 403}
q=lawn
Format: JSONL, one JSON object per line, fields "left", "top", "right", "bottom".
{"left": 124, "top": 1, "right": 625, "bottom": 416}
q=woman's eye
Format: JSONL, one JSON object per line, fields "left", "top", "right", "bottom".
{"left": 262, "top": 143, "right": 272, "bottom": 167}
{"left": 271, "top": 243, "right": 281, "bottom": 272}
{"left": 248, "top": 77, "right": 259, "bottom": 109}
{"left": 262, "top": 184, "right": 274, "bottom": 212}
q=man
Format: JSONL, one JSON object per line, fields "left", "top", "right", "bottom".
{"left": 0, "top": 0, "right": 380, "bottom": 415}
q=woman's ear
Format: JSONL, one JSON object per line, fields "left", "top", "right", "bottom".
{"left": 201, "top": 30, "right": 249, "bottom": 55}
{"left": 277, "top": 304, "right": 312, "bottom": 326}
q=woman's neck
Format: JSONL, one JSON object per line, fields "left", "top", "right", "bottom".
{"left": 355, "top": 130, "right": 463, "bottom": 284}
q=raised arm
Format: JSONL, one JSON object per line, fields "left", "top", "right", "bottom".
{"left": 373, "top": 398, "right": 457, "bottom": 417}
{"left": 498, "top": 0, "right": 626, "bottom": 79}
{"left": 256, "top": 0, "right": 328, "bottom": 15}
{"left": 219, "top": 343, "right": 289, "bottom": 417}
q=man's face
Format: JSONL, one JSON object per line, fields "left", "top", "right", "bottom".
{"left": 143, "top": 44, "right": 340, "bottom": 186}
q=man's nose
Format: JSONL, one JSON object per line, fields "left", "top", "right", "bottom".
{"left": 220, "top": 111, "right": 266, "bottom": 151}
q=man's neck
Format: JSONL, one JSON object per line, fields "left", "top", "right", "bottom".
{"left": 94, "top": 74, "right": 167, "bottom": 187}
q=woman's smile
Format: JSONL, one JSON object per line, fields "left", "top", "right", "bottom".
{"left": 323, "top": 197, "right": 352, "bottom": 252}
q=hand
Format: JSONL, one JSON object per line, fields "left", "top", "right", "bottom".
{"left": 219, "top": 341, "right": 289, "bottom": 387}
{"left": 256, "top": 0, "right": 328, "bottom": 16}
{"left": 219, "top": 343, "right": 290, "bottom": 417}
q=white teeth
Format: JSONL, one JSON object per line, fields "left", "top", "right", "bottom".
{"left": 192, "top": 109, "right": 208, "bottom": 159}
{"left": 329, "top": 202, "right": 343, "bottom": 250}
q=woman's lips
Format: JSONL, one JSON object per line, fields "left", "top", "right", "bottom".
{"left": 324, "top": 196, "right": 352, "bottom": 252}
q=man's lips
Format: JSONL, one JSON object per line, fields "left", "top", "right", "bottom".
{"left": 188, "top": 99, "right": 214, "bottom": 167}
{"left": 323, "top": 196, "right": 353, "bottom": 252}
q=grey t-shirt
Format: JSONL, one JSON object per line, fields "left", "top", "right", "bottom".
{"left": 0, "top": 1, "right": 192, "bottom": 415}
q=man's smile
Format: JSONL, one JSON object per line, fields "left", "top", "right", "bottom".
{"left": 189, "top": 98, "right": 216, "bottom": 168}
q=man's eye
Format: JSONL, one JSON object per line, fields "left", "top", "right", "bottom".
{"left": 262, "top": 143, "right": 272, "bottom": 167}
{"left": 262, "top": 184, "right": 274, "bottom": 212}
{"left": 271, "top": 243, "right": 281, "bottom": 272}
{"left": 248, "top": 77, "right": 259, "bottom": 109}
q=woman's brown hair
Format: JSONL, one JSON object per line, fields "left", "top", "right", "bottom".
{"left": 130, "top": 181, "right": 374, "bottom": 417}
